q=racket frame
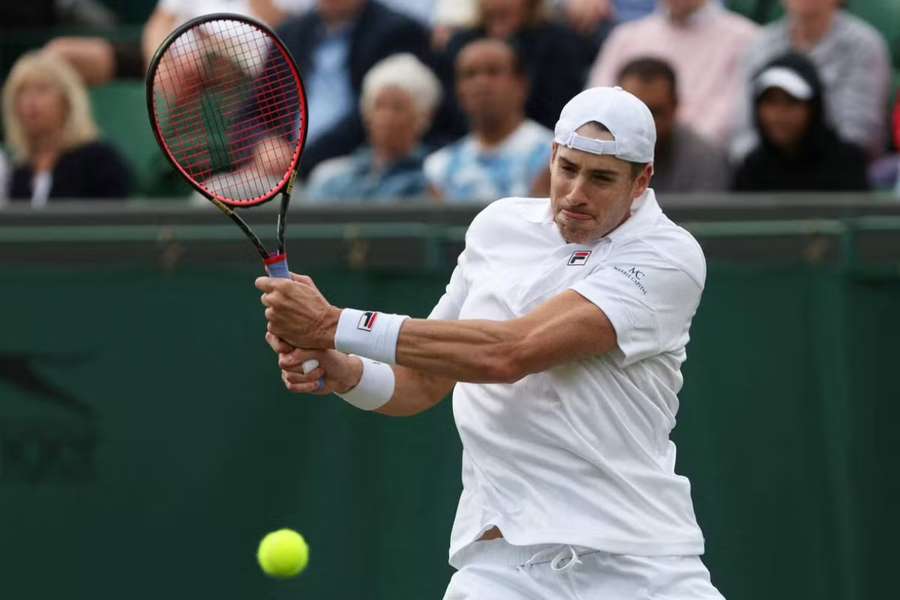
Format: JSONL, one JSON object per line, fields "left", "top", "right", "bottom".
{"left": 145, "top": 12, "right": 307, "bottom": 262}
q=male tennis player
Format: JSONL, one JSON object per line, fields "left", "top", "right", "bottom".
{"left": 257, "top": 86, "right": 724, "bottom": 599}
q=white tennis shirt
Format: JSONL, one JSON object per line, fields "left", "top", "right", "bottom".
{"left": 429, "top": 190, "right": 707, "bottom": 566}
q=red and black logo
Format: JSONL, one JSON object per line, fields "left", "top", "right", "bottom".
{"left": 567, "top": 250, "right": 592, "bottom": 266}
{"left": 357, "top": 311, "right": 379, "bottom": 332}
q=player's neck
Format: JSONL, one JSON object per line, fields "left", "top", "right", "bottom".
{"left": 790, "top": 9, "right": 835, "bottom": 50}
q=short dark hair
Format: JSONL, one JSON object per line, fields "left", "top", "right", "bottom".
{"left": 616, "top": 57, "right": 678, "bottom": 104}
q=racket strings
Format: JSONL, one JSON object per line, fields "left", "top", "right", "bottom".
{"left": 151, "top": 18, "right": 305, "bottom": 205}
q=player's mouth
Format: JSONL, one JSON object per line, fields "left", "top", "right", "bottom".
{"left": 561, "top": 208, "right": 593, "bottom": 221}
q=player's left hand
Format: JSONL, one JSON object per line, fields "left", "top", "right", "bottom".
{"left": 256, "top": 273, "right": 340, "bottom": 350}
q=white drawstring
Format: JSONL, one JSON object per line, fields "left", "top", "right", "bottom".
{"left": 518, "top": 545, "right": 583, "bottom": 574}
{"left": 550, "top": 545, "right": 583, "bottom": 573}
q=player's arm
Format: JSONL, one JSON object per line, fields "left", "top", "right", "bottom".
{"left": 268, "top": 334, "right": 455, "bottom": 417}
{"left": 395, "top": 290, "right": 615, "bottom": 383}
{"left": 257, "top": 275, "right": 616, "bottom": 384}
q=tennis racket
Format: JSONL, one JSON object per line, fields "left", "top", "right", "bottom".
{"left": 146, "top": 13, "right": 319, "bottom": 374}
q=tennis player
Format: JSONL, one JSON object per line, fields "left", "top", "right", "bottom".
{"left": 257, "top": 86, "right": 724, "bottom": 599}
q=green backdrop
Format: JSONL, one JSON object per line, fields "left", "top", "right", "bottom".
{"left": 1, "top": 226, "right": 898, "bottom": 599}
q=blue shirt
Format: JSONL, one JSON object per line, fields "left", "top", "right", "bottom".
{"left": 305, "top": 27, "right": 354, "bottom": 144}
{"left": 424, "top": 120, "right": 552, "bottom": 203}
{"left": 305, "top": 146, "right": 429, "bottom": 203}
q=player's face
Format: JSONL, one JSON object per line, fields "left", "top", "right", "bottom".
{"left": 456, "top": 41, "right": 526, "bottom": 124}
{"left": 757, "top": 88, "right": 813, "bottom": 151}
{"left": 619, "top": 75, "right": 677, "bottom": 145}
{"left": 366, "top": 86, "right": 422, "bottom": 160}
{"left": 15, "top": 76, "right": 67, "bottom": 138}
{"left": 550, "top": 139, "right": 652, "bottom": 245}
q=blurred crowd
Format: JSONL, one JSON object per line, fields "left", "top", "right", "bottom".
{"left": 0, "top": 0, "right": 899, "bottom": 206}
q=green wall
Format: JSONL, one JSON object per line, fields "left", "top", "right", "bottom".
{"left": 0, "top": 250, "right": 897, "bottom": 599}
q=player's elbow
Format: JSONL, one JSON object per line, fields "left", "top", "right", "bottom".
{"left": 482, "top": 345, "right": 529, "bottom": 384}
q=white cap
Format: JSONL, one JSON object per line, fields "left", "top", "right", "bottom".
{"left": 554, "top": 87, "right": 656, "bottom": 164}
{"left": 754, "top": 66, "right": 813, "bottom": 100}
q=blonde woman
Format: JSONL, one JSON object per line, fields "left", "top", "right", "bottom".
{"left": 2, "top": 52, "right": 133, "bottom": 206}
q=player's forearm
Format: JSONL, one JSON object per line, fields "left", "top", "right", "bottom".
{"left": 394, "top": 318, "right": 530, "bottom": 383}
{"left": 375, "top": 365, "right": 455, "bottom": 417}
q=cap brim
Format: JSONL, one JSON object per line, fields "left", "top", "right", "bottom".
{"left": 755, "top": 67, "right": 813, "bottom": 101}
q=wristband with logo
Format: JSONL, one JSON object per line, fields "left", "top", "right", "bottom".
{"left": 334, "top": 308, "right": 409, "bottom": 364}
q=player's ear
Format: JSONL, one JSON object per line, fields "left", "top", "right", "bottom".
{"left": 632, "top": 163, "right": 653, "bottom": 199}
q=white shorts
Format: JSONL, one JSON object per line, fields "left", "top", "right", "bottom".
{"left": 443, "top": 539, "right": 726, "bottom": 600}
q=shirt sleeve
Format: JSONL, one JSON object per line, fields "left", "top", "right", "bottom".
{"left": 569, "top": 242, "right": 704, "bottom": 365}
{"left": 428, "top": 247, "right": 469, "bottom": 320}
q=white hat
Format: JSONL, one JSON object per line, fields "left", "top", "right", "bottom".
{"left": 553, "top": 87, "right": 656, "bottom": 163}
{"left": 754, "top": 66, "right": 813, "bottom": 100}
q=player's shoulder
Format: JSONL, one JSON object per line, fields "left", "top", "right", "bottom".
{"left": 467, "top": 196, "right": 547, "bottom": 236}
{"left": 472, "top": 196, "right": 545, "bottom": 223}
{"left": 614, "top": 209, "right": 706, "bottom": 289}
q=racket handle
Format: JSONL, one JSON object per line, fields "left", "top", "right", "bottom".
{"left": 264, "top": 253, "right": 290, "bottom": 279}
{"left": 263, "top": 254, "right": 323, "bottom": 387}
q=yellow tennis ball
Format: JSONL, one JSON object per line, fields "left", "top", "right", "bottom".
{"left": 257, "top": 529, "right": 309, "bottom": 579}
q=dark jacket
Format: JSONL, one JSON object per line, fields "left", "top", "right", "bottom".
{"left": 277, "top": 0, "right": 431, "bottom": 178}
{"left": 9, "top": 140, "right": 133, "bottom": 201}
{"left": 734, "top": 52, "right": 869, "bottom": 192}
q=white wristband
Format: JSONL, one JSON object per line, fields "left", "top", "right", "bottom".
{"left": 334, "top": 308, "right": 409, "bottom": 364}
{"left": 337, "top": 356, "right": 395, "bottom": 411}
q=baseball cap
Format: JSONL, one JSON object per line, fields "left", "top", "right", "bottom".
{"left": 754, "top": 66, "right": 813, "bottom": 101}
{"left": 553, "top": 86, "right": 656, "bottom": 163}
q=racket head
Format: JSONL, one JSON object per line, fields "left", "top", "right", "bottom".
{"left": 146, "top": 13, "right": 308, "bottom": 207}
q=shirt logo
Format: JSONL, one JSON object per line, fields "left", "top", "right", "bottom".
{"left": 567, "top": 250, "right": 592, "bottom": 266}
{"left": 613, "top": 265, "right": 648, "bottom": 295}
{"left": 357, "top": 311, "right": 379, "bottom": 332}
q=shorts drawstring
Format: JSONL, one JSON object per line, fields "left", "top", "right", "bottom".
{"left": 518, "top": 545, "right": 583, "bottom": 574}
{"left": 550, "top": 545, "right": 583, "bottom": 573}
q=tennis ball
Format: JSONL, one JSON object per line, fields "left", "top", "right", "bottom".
{"left": 257, "top": 529, "right": 309, "bottom": 579}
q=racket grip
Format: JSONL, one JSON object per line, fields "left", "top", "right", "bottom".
{"left": 264, "top": 253, "right": 291, "bottom": 279}
{"left": 263, "top": 255, "right": 323, "bottom": 389}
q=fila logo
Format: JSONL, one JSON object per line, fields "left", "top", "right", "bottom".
{"left": 357, "top": 311, "right": 379, "bottom": 332}
{"left": 567, "top": 250, "right": 592, "bottom": 266}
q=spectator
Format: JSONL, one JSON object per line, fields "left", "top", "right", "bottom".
{"left": 0, "top": 0, "right": 116, "bottom": 31}
{"left": 733, "top": 52, "right": 869, "bottom": 192}
{"left": 277, "top": 0, "right": 431, "bottom": 178}
{"left": 2, "top": 52, "right": 133, "bottom": 205}
{"left": 588, "top": 0, "right": 759, "bottom": 146}
{"left": 305, "top": 54, "right": 441, "bottom": 202}
{"left": 442, "top": 0, "right": 592, "bottom": 132}
{"left": 43, "top": 0, "right": 299, "bottom": 86}
{"left": 425, "top": 39, "right": 551, "bottom": 203}
{"left": 618, "top": 56, "right": 730, "bottom": 193}
{"left": 735, "top": 0, "right": 892, "bottom": 160}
